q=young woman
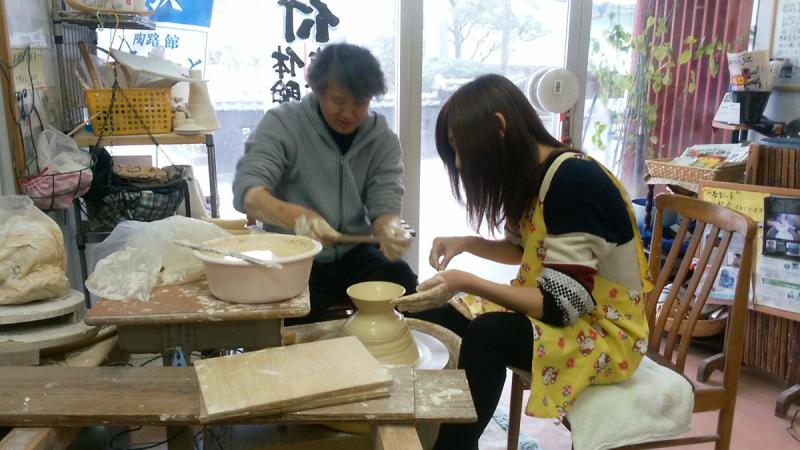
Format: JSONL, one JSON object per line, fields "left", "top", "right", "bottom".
{"left": 397, "top": 74, "right": 652, "bottom": 449}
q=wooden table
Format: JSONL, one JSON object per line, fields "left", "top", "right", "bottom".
{"left": 85, "top": 280, "right": 310, "bottom": 355}
{"left": 0, "top": 366, "right": 476, "bottom": 450}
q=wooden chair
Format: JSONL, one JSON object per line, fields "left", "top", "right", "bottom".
{"left": 507, "top": 193, "right": 756, "bottom": 450}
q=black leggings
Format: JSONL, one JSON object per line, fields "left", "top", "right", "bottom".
{"left": 411, "top": 305, "right": 534, "bottom": 450}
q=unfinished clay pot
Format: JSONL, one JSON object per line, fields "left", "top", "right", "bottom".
{"left": 343, "top": 281, "right": 420, "bottom": 366}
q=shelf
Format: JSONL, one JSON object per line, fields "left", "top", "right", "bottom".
{"left": 57, "top": 11, "right": 155, "bottom": 30}
{"left": 712, "top": 121, "right": 750, "bottom": 131}
{"left": 707, "top": 297, "right": 800, "bottom": 322}
{"left": 72, "top": 130, "right": 211, "bottom": 147}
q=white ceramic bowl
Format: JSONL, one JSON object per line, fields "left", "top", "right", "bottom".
{"left": 193, "top": 233, "right": 322, "bottom": 303}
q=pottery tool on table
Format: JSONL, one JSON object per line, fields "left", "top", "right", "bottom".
{"left": 174, "top": 240, "right": 283, "bottom": 269}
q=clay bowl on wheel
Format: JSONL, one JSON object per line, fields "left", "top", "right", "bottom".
{"left": 193, "top": 233, "right": 321, "bottom": 303}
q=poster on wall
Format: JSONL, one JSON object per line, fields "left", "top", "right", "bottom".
{"left": 757, "top": 196, "right": 800, "bottom": 312}
{"left": 97, "top": 0, "right": 214, "bottom": 75}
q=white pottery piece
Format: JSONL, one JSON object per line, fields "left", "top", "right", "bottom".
{"left": 343, "top": 281, "right": 420, "bottom": 366}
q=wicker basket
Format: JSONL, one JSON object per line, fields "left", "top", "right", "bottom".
{"left": 85, "top": 87, "right": 172, "bottom": 136}
{"left": 645, "top": 159, "right": 746, "bottom": 185}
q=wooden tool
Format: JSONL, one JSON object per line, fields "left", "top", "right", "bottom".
{"left": 336, "top": 233, "right": 380, "bottom": 244}
{"left": 194, "top": 336, "right": 393, "bottom": 422}
{"left": 77, "top": 41, "right": 102, "bottom": 89}
{"left": 174, "top": 240, "right": 283, "bottom": 269}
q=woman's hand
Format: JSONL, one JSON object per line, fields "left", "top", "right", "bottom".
{"left": 393, "top": 270, "right": 471, "bottom": 312}
{"left": 429, "top": 236, "right": 475, "bottom": 270}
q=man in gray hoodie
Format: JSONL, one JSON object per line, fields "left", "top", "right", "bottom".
{"left": 232, "top": 43, "right": 416, "bottom": 323}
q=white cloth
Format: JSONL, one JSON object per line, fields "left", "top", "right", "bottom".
{"left": 567, "top": 356, "right": 694, "bottom": 450}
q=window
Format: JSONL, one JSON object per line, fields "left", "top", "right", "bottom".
{"left": 417, "top": 0, "right": 573, "bottom": 280}
{"left": 206, "top": 0, "right": 398, "bottom": 218}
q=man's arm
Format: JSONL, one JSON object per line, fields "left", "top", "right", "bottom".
{"left": 243, "top": 185, "right": 312, "bottom": 229}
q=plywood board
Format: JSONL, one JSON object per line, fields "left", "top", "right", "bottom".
{"left": 281, "top": 367, "right": 414, "bottom": 421}
{"left": 413, "top": 370, "right": 476, "bottom": 423}
{"left": 0, "top": 290, "right": 84, "bottom": 325}
{"left": 195, "top": 336, "right": 393, "bottom": 422}
{"left": 86, "top": 281, "right": 309, "bottom": 326}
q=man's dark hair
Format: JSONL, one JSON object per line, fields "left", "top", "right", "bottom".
{"left": 307, "top": 43, "right": 387, "bottom": 100}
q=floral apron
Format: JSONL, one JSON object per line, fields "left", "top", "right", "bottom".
{"left": 463, "top": 152, "right": 653, "bottom": 419}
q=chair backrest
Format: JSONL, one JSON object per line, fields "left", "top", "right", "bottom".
{"left": 645, "top": 194, "right": 756, "bottom": 381}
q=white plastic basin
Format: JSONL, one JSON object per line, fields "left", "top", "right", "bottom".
{"left": 194, "top": 233, "right": 322, "bottom": 303}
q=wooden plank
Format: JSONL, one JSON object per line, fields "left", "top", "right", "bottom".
{"left": 0, "top": 348, "right": 38, "bottom": 366}
{"left": 0, "top": 291, "right": 84, "bottom": 326}
{"left": 372, "top": 424, "right": 423, "bottom": 450}
{"left": 85, "top": 281, "right": 310, "bottom": 326}
{"left": 0, "top": 427, "right": 81, "bottom": 450}
{"left": 282, "top": 367, "right": 414, "bottom": 422}
{"left": 0, "top": 365, "right": 475, "bottom": 427}
{"left": 0, "top": 322, "right": 98, "bottom": 353}
{"left": 195, "top": 337, "right": 393, "bottom": 422}
{"left": 780, "top": 318, "right": 788, "bottom": 379}
{"left": 0, "top": 366, "right": 201, "bottom": 426}
{"left": 414, "top": 370, "right": 476, "bottom": 423}
{"left": 783, "top": 148, "right": 790, "bottom": 188}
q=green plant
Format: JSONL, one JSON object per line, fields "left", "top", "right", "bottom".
{"left": 586, "top": 10, "right": 747, "bottom": 179}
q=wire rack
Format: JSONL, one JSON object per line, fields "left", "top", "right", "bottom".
{"left": 52, "top": 8, "right": 155, "bottom": 131}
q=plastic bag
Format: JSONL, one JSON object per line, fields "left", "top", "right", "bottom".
{"left": 86, "top": 216, "right": 230, "bottom": 301}
{"left": 36, "top": 125, "right": 92, "bottom": 174}
{"left": 0, "top": 195, "right": 69, "bottom": 304}
{"left": 21, "top": 126, "right": 93, "bottom": 210}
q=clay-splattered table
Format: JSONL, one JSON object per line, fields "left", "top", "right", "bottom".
{"left": 85, "top": 280, "right": 309, "bottom": 355}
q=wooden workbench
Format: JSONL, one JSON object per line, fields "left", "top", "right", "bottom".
{"left": 85, "top": 280, "right": 310, "bottom": 354}
{"left": 0, "top": 366, "right": 475, "bottom": 449}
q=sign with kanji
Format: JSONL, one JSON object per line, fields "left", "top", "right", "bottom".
{"left": 270, "top": 0, "right": 339, "bottom": 103}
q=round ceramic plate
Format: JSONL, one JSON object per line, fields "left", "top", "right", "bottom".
{"left": 411, "top": 329, "right": 450, "bottom": 370}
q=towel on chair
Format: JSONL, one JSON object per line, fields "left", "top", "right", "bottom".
{"left": 566, "top": 356, "right": 693, "bottom": 450}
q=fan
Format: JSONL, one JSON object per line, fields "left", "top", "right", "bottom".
{"left": 519, "top": 67, "right": 580, "bottom": 143}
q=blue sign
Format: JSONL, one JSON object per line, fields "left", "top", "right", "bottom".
{"left": 148, "top": 0, "right": 215, "bottom": 28}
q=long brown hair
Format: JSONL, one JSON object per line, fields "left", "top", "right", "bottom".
{"left": 435, "top": 74, "right": 568, "bottom": 231}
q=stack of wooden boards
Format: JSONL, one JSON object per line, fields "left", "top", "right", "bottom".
{"left": 0, "top": 290, "right": 98, "bottom": 365}
{"left": 194, "top": 336, "right": 394, "bottom": 421}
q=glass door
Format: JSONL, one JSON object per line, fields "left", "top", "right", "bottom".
{"left": 415, "top": 0, "right": 590, "bottom": 280}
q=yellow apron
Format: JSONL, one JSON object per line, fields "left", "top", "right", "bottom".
{"left": 463, "top": 152, "right": 653, "bottom": 419}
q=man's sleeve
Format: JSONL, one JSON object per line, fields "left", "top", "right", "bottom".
{"left": 232, "top": 111, "right": 293, "bottom": 213}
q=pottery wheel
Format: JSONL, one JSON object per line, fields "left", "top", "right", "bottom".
{"left": 410, "top": 329, "right": 449, "bottom": 370}
{"left": 292, "top": 318, "right": 458, "bottom": 369}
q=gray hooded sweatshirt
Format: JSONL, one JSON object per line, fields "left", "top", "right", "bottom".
{"left": 232, "top": 94, "right": 404, "bottom": 262}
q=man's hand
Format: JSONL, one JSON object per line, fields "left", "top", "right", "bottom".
{"left": 393, "top": 273, "right": 458, "bottom": 313}
{"left": 379, "top": 222, "right": 412, "bottom": 261}
{"left": 294, "top": 215, "right": 340, "bottom": 247}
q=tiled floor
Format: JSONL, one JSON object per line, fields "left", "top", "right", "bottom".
{"left": 500, "top": 344, "right": 800, "bottom": 450}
